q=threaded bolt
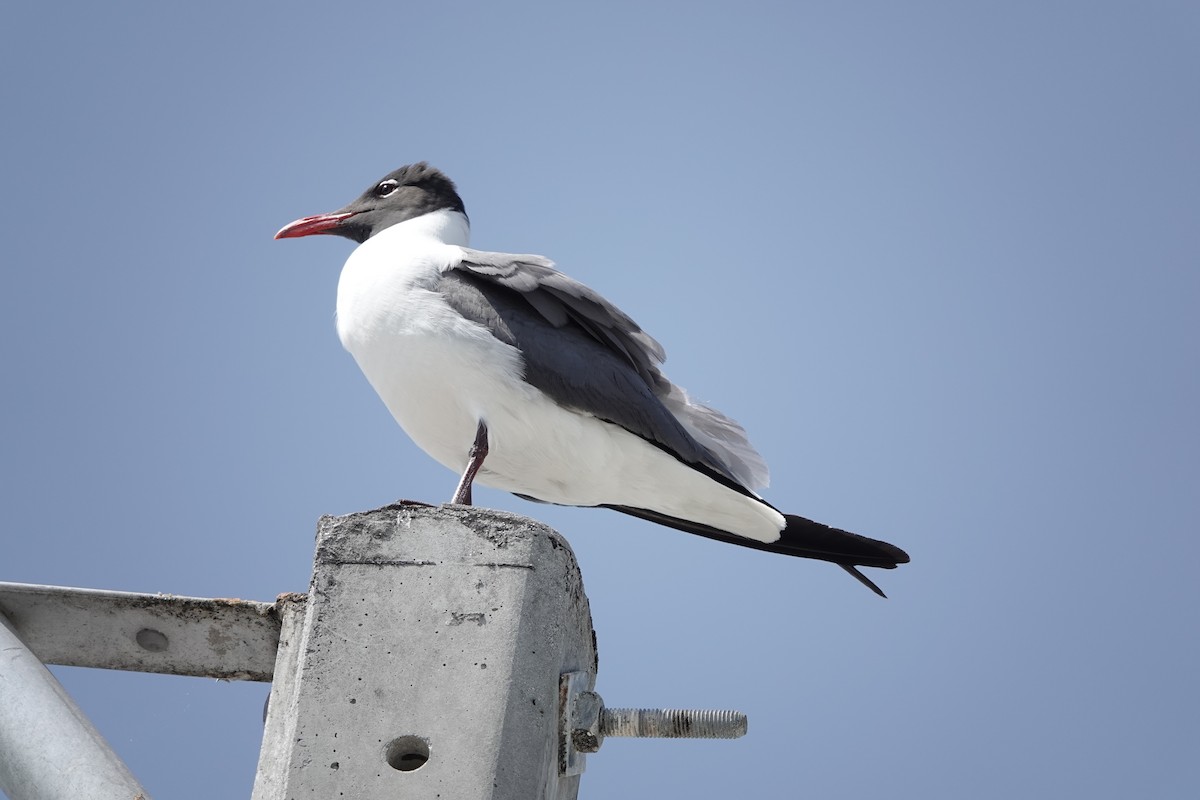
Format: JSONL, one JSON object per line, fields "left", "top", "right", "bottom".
{"left": 600, "top": 707, "right": 747, "bottom": 739}
{"left": 559, "top": 672, "right": 749, "bottom": 773}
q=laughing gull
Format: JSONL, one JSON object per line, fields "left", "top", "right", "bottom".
{"left": 276, "top": 163, "right": 909, "bottom": 595}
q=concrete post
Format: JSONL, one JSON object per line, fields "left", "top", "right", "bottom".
{"left": 251, "top": 504, "right": 598, "bottom": 800}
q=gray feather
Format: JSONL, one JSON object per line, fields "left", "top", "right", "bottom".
{"left": 439, "top": 250, "right": 770, "bottom": 491}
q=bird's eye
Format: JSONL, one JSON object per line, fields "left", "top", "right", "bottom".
{"left": 375, "top": 179, "right": 400, "bottom": 197}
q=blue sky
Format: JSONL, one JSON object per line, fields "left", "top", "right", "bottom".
{"left": 2, "top": 2, "right": 1197, "bottom": 798}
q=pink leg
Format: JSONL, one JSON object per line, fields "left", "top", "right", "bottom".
{"left": 450, "top": 421, "right": 489, "bottom": 505}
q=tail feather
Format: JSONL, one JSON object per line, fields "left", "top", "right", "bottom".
{"left": 602, "top": 505, "right": 910, "bottom": 597}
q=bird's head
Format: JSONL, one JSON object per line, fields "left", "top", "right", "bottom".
{"left": 275, "top": 162, "right": 467, "bottom": 243}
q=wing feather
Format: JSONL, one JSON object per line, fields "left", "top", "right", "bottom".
{"left": 443, "top": 248, "right": 770, "bottom": 491}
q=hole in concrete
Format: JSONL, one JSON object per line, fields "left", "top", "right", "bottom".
{"left": 385, "top": 736, "right": 430, "bottom": 772}
{"left": 135, "top": 628, "right": 169, "bottom": 652}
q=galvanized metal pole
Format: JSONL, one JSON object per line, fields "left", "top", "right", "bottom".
{"left": 0, "top": 613, "right": 151, "bottom": 800}
{"left": 251, "top": 504, "right": 598, "bottom": 800}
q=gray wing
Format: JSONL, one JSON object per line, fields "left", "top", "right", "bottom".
{"left": 436, "top": 248, "right": 770, "bottom": 491}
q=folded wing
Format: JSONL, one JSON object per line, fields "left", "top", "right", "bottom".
{"left": 436, "top": 248, "right": 769, "bottom": 492}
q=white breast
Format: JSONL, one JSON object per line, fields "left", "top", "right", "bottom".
{"left": 335, "top": 211, "right": 524, "bottom": 473}
{"left": 333, "top": 210, "right": 785, "bottom": 543}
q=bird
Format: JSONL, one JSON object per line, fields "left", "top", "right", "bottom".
{"left": 276, "top": 163, "right": 909, "bottom": 595}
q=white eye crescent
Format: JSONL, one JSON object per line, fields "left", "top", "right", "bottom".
{"left": 375, "top": 179, "right": 400, "bottom": 197}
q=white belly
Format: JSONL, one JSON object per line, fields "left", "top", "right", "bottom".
{"left": 335, "top": 232, "right": 784, "bottom": 543}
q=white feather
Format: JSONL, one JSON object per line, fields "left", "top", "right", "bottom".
{"left": 335, "top": 209, "right": 785, "bottom": 543}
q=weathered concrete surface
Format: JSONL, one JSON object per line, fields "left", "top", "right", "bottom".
{"left": 252, "top": 504, "right": 598, "bottom": 800}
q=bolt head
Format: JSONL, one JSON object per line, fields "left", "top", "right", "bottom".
{"left": 572, "top": 729, "right": 601, "bottom": 753}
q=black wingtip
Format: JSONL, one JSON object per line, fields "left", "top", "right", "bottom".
{"left": 602, "top": 504, "right": 909, "bottom": 597}
{"left": 779, "top": 514, "right": 907, "bottom": 597}
{"left": 841, "top": 564, "right": 888, "bottom": 598}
